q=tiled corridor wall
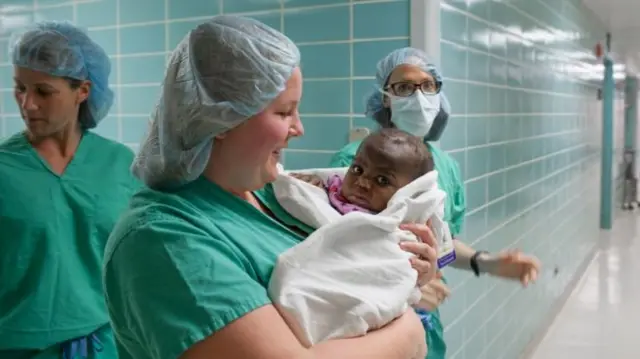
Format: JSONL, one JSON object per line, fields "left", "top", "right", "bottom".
{"left": 0, "top": 0, "right": 410, "bottom": 169}
{"left": 436, "top": 1, "right": 620, "bottom": 358}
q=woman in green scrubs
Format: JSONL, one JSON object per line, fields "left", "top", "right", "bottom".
{"left": 329, "top": 47, "right": 542, "bottom": 359}
{"left": 0, "top": 21, "right": 139, "bottom": 359}
{"left": 104, "top": 15, "right": 441, "bottom": 359}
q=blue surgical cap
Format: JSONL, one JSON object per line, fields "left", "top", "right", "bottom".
{"left": 10, "top": 21, "right": 114, "bottom": 129}
{"left": 364, "top": 47, "right": 451, "bottom": 141}
{"left": 132, "top": 15, "right": 301, "bottom": 189}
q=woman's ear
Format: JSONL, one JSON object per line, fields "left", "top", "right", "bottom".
{"left": 75, "top": 81, "right": 91, "bottom": 104}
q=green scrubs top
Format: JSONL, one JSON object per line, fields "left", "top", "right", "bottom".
{"left": 0, "top": 132, "right": 139, "bottom": 358}
{"left": 103, "top": 177, "right": 314, "bottom": 359}
{"left": 328, "top": 140, "right": 467, "bottom": 359}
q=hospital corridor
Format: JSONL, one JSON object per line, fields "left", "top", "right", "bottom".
{"left": 0, "top": 0, "right": 639, "bottom": 358}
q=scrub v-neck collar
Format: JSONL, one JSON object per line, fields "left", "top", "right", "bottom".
{"left": 23, "top": 131, "right": 92, "bottom": 178}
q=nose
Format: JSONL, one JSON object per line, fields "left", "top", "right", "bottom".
{"left": 17, "top": 92, "right": 38, "bottom": 111}
{"left": 290, "top": 115, "right": 304, "bottom": 137}
{"left": 354, "top": 176, "right": 371, "bottom": 191}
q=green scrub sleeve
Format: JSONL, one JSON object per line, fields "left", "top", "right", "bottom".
{"left": 328, "top": 151, "right": 352, "bottom": 168}
{"left": 105, "top": 220, "right": 272, "bottom": 359}
{"left": 448, "top": 160, "right": 466, "bottom": 237}
{"left": 328, "top": 141, "right": 360, "bottom": 168}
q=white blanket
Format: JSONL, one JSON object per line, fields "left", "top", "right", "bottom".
{"left": 267, "top": 166, "right": 455, "bottom": 346}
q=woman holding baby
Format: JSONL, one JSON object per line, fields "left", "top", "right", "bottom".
{"left": 103, "top": 15, "right": 442, "bottom": 359}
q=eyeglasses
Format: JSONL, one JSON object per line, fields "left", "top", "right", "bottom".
{"left": 386, "top": 80, "right": 441, "bottom": 97}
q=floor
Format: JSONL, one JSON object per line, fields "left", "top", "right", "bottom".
{"left": 529, "top": 212, "right": 640, "bottom": 359}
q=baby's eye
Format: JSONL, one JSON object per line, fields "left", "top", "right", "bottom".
{"left": 375, "top": 176, "right": 390, "bottom": 186}
{"left": 350, "top": 165, "right": 363, "bottom": 175}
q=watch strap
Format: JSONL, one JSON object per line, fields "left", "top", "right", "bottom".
{"left": 470, "top": 250, "right": 489, "bottom": 277}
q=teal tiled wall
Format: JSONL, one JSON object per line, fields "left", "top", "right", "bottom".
{"left": 437, "top": 1, "right": 618, "bottom": 358}
{"left": 0, "top": 0, "right": 410, "bottom": 169}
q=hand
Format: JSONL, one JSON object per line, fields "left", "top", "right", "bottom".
{"left": 415, "top": 272, "right": 450, "bottom": 312}
{"left": 490, "top": 249, "right": 541, "bottom": 287}
{"left": 290, "top": 173, "right": 324, "bottom": 188}
{"left": 399, "top": 222, "right": 438, "bottom": 287}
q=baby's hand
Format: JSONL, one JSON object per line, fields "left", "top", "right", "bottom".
{"left": 290, "top": 173, "right": 325, "bottom": 188}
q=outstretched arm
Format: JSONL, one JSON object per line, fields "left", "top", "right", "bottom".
{"left": 451, "top": 239, "right": 540, "bottom": 287}
{"left": 445, "top": 161, "right": 539, "bottom": 286}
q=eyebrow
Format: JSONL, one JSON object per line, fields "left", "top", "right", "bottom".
{"left": 284, "top": 100, "right": 299, "bottom": 109}
{"left": 13, "top": 78, "right": 58, "bottom": 91}
{"left": 394, "top": 77, "right": 433, "bottom": 84}
{"left": 355, "top": 157, "right": 399, "bottom": 178}
{"left": 373, "top": 166, "right": 398, "bottom": 178}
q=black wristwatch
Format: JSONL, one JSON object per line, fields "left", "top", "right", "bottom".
{"left": 470, "top": 251, "right": 489, "bottom": 277}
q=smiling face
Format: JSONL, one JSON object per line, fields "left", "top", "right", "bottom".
{"left": 13, "top": 66, "right": 89, "bottom": 139}
{"left": 210, "top": 67, "right": 304, "bottom": 191}
{"left": 340, "top": 128, "right": 433, "bottom": 212}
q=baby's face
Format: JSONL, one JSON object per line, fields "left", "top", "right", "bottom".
{"left": 341, "top": 147, "right": 415, "bottom": 213}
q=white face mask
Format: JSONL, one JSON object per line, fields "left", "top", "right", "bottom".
{"left": 389, "top": 92, "right": 441, "bottom": 138}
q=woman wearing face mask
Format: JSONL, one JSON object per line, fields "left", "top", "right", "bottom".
{"left": 329, "top": 47, "right": 541, "bottom": 359}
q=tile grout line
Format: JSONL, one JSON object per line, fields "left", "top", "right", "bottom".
{"left": 115, "top": 0, "right": 122, "bottom": 141}
{"left": 464, "top": 4, "right": 470, "bottom": 232}
{"left": 483, "top": 0, "right": 493, "bottom": 234}
{"left": 348, "top": 0, "right": 354, "bottom": 132}
{"left": 80, "top": 0, "right": 405, "bottom": 31}
{"left": 164, "top": 0, "right": 169, "bottom": 67}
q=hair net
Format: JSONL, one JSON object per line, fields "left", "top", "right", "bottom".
{"left": 132, "top": 15, "right": 301, "bottom": 189}
{"left": 10, "top": 21, "right": 114, "bottom": 129}
{"left": 364, "top": 47, "right": 451, "bottom": 141}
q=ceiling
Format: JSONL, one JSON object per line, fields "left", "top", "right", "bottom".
{"left": 582, "top": 0, "right": 640, "bottom": 74}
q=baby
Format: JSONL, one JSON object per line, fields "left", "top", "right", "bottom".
{"left": 291, "top": 128, "right": 434, "bottom": 215}
{"left": 291, "top": 128, "right": 440, "bottom": 329}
